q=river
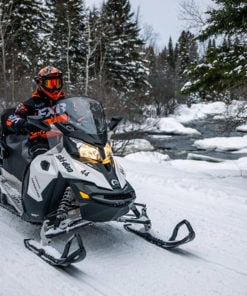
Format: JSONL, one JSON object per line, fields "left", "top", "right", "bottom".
{"left": 115, "top": 115, "right": 247, "bottom": 160}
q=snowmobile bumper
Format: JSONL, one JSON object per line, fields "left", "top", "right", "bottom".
{"left": 71, "top": 182, "right": 136, "bottom": 222}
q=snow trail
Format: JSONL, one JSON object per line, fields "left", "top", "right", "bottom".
{"left": 1, "top": 156, "right": 247, "bottom": 296}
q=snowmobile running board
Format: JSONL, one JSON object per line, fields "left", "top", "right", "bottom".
{"left": 124, "top": 219, "right": 195, "bottom": 249}
{"left": 24, "top": 233, "right": 86, "bottom": 267}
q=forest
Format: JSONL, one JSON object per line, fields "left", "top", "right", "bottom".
{"left": 0, "top": 0, "right": 246, "bottom": 120}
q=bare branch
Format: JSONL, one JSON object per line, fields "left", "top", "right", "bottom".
{"left": 178, "top": 0, "right": 207, "bottom": 33}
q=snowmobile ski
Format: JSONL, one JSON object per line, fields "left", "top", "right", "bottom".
{"left": 24, "top": 233, "right": 86, "bottom": 267}
{"left": 124, "top": 219, "right": 195, "bottom": 249}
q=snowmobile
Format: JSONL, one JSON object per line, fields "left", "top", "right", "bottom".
{"left": 0, "top": 96, "right": 195, "bottom": 267}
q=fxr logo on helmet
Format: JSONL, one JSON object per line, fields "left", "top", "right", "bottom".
{"left": 35, "top": 66, "right": 64, "bottom": 101}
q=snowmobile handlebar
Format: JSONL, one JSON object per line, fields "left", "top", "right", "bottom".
{"left": 27, "top": 115, "right": 51, "bottom": 132}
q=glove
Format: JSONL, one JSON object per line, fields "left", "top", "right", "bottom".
{"left": 14, "top": 119, "right": 29, "bottom": 134}
{"left": 15, "top": 119, "right": 40, "bottom": 134}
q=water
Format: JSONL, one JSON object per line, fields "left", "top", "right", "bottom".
{"left": 116, "top": 116, "right": 247, "bottom": 160}
{"left": 148, "top": 116, "right": 247, "bottom": 160}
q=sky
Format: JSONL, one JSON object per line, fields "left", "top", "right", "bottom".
{"left": 1, "top": 100, "right": 247, "bottom": 296}
{"left": 85, "top": 0, "right": 214, "bottom": 49}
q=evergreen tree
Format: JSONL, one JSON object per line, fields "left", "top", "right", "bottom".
{"left": 0, "top": 0, "right": 47, "bottom": 102}
{"left": 182, "top": 0, "right": 247, "bottom": 100}
{"left": 198, "top": 0, "right": 247, "bottom": 40}
{"left": 165, "top": 37, "right": 176, "bottom": 103}
{"left": 167, "top": 37, "right": 175, "bottom": 69}
{"left": 148, "top": 46, "right": 171, "bottom": 116}
{"left": 85, "top": 7, "right": 108, "bottom": 97}
{"left": 176, "top": 31, "right": 198, "bottom": 75}
{"left": 176, "top": 31, "right": 198, "bottom": 102}
{"left": 101, "top": 0, "right": 149, "bottom": 95}
{"left": 147, "top": 42, "right": 179, "bottom": 116}
{"left": 0, "top": 0, "right": 15, "bottom": 101}
{"left": 46, "top": 0, "right": 88, "bottom": 94}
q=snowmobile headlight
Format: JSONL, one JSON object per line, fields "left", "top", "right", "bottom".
{"left": 71, "top": 138, "right": 113, "bottom": 163}
{"left": 78, "top": 143, "right": 101, "bottom": 161}
{"left": 104, "top": 142, "right": 113, "bottom": 159}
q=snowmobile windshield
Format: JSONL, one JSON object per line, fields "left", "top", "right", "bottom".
{"left": 54, "top": 97, "right": 108, "bottom": 145}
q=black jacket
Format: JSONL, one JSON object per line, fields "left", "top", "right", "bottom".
{"left": 6, "top": 89, "right": 65, "bottom": 137}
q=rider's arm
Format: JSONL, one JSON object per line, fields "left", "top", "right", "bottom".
{"left": 6, "top": 102, "right": 31, "bottom": 134}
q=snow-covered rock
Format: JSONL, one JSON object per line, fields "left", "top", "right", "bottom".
{"left": 125, "top": 151, "right": 170, "bottom": 163}
{"left": 194, "top": 135, "right": 247, "bottom": 152}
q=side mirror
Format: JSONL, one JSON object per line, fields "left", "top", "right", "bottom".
{"left": 108, "top": 116, "right": 123, "bottom": 131}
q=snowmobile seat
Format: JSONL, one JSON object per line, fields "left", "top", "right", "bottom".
{"left": 0, "top": 108, "right": 16, "bottom": 159}
{"left": 0, "top": 107, "right": 16, "bottom": 136}
{"left": 0, "top": 108, "right": 31, "bottom": 180}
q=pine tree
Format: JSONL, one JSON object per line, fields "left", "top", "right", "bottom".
{"left": 176, "top": 31, "right": 198, "bottom": 102}
{"left": 85, "top": 7, "right": 107, "bottom": 97}
{"left": 198, "top": 0, "right": 247, "bottom": 40}
{"left": 0, "top": 0, "right": 49, "bottom": 102}
{"left": 147, "top": 41, "right": 180, "bottom": 116}
{"left": 147, "top": 46, "right": 171, "bottom": 116}
{"left": 101, "top": 0, "right": 149, "bottom": 95}
{"left": 46, "top": 0, "right": 88, "bottom": 94}
{"left": 165, "top": 37, "right": 176, "bottom": 103}
{"left": 176, "top": 31, "right": 198, "bottom": 75}
{"left": 182, "top": 0, "right": 247, "bottom": 100}
{"left": 167, "top": 37, "right": 175, "bottom": 69}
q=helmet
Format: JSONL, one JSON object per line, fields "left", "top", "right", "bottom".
{"left": 35, "top": 66, "right": 64, "bottom": 101}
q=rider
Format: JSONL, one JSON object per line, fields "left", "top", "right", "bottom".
{"left": 6, "top": 66, "right": 65, "bottom": 155}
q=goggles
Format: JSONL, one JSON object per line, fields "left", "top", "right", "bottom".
{"left": 43, "top": 78, "right": 62, "bottom": 90}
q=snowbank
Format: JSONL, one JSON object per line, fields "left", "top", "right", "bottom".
{"left": 142, "top": 117, "right": 200, "bottom": 135}
{"left": 194, "top": 135, "right": 247, "bottom": 152}
{"left": 173, "top": 100, "right": 247, "bottom": 128}
{"left": 236, "top": 124, "right": 247, "bottom": 132}
{"left": 174, "top": 101, "right": 227, "bottom": 123}
{"left": 155, "top": 117, "right": 200, "bottom": 135}
{"left": 125, "top": 151, "right": 170, "bottom": 163}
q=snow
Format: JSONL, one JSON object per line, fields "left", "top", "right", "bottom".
{"left": 131, "top": 117, "right": 200, "bottom": 135}
{"left": 236, "top": 124, "right": 247, "bottom": 132}
{"left": 120, "top": 101, "right": 246, "bottom": 136}
{"left": 194, "top": 135, "right": 247, "bottom": 152}
{"left": 1, "top": 100, "right": 247, "bottom": 296}
{"left": 154, "top": 117, "right": 200, "bottom": 135}
{"left": 125, "top": 151, "right": 170, "bottom": 163}
{"left": 1, "top": 149, "right": 247, "bottom": 296}
{"left": 173, "top": 101, "right": 227, "bottom": 123}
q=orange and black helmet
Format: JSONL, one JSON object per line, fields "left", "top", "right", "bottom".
{"left": 35, "top": 66, "right": 64, "bottom": 101}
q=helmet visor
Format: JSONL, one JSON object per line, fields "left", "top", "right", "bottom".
{"left": 43, "top": 78, "right": 62, "bottom": 90}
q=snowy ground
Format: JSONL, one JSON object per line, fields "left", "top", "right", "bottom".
{"left": 0, "top": 151, "right": 247, "bottom": 296}
{"left": 1, "top": 100, "right": 247, "bottom": 296}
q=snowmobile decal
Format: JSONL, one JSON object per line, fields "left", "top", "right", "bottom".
{"left": 30, "top": 177, "right": 42, "bottom": 201}
{"left": 81, "top": 170, "right": 90, "bottom": 176}
{"left": 37, "top": 106, "right": 54, "bottom": 118}
{"left": 56, "top": 154, "right": 73, "bottom": 172}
